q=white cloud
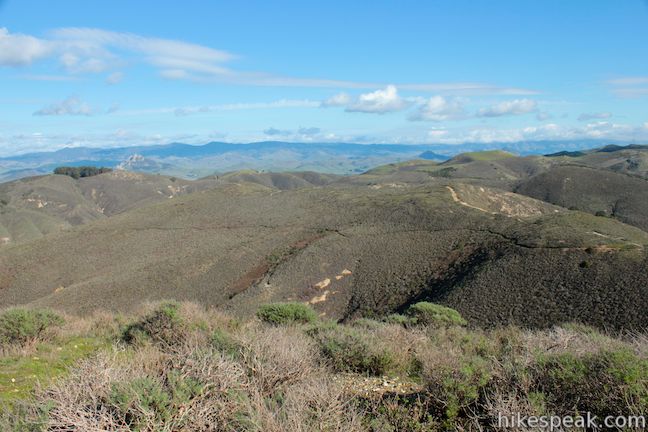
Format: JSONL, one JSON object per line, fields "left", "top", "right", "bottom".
{"left": 613, "top": 88, "right": 648, "bottom": 98}
{"left": 33, "top": 96, "right": 93, "bottom": 116}
{"left": 409, "top": 96, "right": 465, "bottom": 121}
{"left": 263, "top": 127, "right": 291, "bottom": 136}
{"left": 51, "top": 27, "right": 234, "bottom": 75}
{"left": 159, "top": 69, "right": 190, "bottom": 80}
{"left": 174, "top": 106, "right": 210, "bottom": 116}
{"left": 426, "top": 121, "right": 648, "bottom": 145}
{"left": 59, "top": 52, "right": 108, "bottom": 73}
{"left": 298, "top": 126, "right": 321, "bottom": 135}
{"left": 577, "top": 112, "right": 612, "bottom": 121}
{"left": 399, "top": 83, "right": 538, "bottom": 96}
{"left": 120, "top": 99, "right": 319, "bottom": 117}
{"left": 0, "top": 28, "right": 536, "bottom": 95}
{"left": 477, "top": 98, "right": 538, "bottom": 117}
{"left": 607, "top": 77, "right": 648, "bottom": 86}
{"left": 261, "top": 126, "right": 322, "bottom": 138}
{"left": 536, "top": 111, "right": 553, "bottom": 121}
{"left": 106, "top": 71, "right": 124, "bottom": 85}
{"left": 581, "top": 121, "right": 635, "bottom": 138}
{"left": 321, "top": 86, "right": 412, "bottom": 114}
{"left": 345, "top": 85, "right": 410, "bottom": 114}
{"left": 607, "top": 76, "right": 648, "bottom": 98}
{"left": 18, "top": 74, "right": 78, "bottom": 81}
{"left": 0, "top": 28, "right": 52, "bottom": 66}
{"left": 106, "top": 103, "right": 120, "bottom": 114}
{"left": 427, "top": 129, "right": 449, "bottom": 139}
{"left": 0, "top": 130, "right": 194, "bottom": 156}
{"left": 3, "top": 120, "right": 648, "bottom": 157}
{"left": 321, "top": 92, "right": 351, "bottom": 107}
{"left": 0, "top": 27, "right": 233, "bottom": 79}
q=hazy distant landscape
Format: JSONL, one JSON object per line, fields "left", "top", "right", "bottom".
{"left": 0, "top": 139, "right": 619, "bottom": 182}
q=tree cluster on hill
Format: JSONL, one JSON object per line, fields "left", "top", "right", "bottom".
{"left": 53, "top": 166, "right": 112, "bottom": 179}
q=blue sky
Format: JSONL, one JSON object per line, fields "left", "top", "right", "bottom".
{"left": 1, "top": 0, "right": 647, "bottom": 155}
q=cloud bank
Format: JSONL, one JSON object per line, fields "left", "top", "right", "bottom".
{"left": 0, "top": 27, "right": 536, "bottom": 95}
{"left": 477, "top": 99, "right": 538, "bottom": 117}
{"left": 409, "top": 96, "right": 465, "bottom": 121}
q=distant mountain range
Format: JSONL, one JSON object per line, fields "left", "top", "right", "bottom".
{"left": 0, "top": 138, "right": 626, "bottom": 182}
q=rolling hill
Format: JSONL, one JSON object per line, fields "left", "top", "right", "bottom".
{"left": 0, "top": 171, "right": 210, "bottom": 246}
{"left": 515, "top": 165, "right": 648, "bottom": 231}
{"left": 0, "top": 170, "right": 341, "bottom": 247}
{"left": 2, "top": 145, "right": 648, "bottom": 330}
{"left": 0, "top": 170, "right": 647, "bottom": 330}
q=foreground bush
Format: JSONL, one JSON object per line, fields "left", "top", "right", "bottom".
{"left": 256, "top": 302, "right": 318, "bottom": 325}
{"left": 0, "top": 308, "right": 64, "bottom": 346}
{"left": 417, "top": 327, "right": 497, "bottom": 424}
{"left": 211, "top": 328, "right": 240, "bottom": 358}
{"left": 308, "top": 322, "right": 396, "bottom": 375}
{"left": 107, "top": 373, "right": 205, "bottom": 430}
{"left": 240, "top": 326, "right": 319, "bottom": 395}
{"left": 29, "top": 337, "right": 360, "bottom": 431}
{"left": 406, "top": 302, "right": 467, "bottom": 327}
{"left": 533, "top": 349, "right": 648, "bottom": 418}
{"left": 122, "top": 301, "right": 186, "bottom": 346}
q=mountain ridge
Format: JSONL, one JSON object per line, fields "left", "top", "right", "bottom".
{"left": 0, "top": 139, "right": 633, "bottom": 182}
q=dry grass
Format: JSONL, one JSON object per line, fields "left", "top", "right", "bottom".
{"left": 239, "top": 325, "right": 319, "bottom": 395}
{"left": 247, "top": 376, "right": 364, "bottom": 432}
{"left": 1, "top": 303, "right": 647, "bottom": 431}
{"left": 58, "top": 309, "right": 122, "bottom": 338}
{"left": 41, "top": 339, "right": 254, "bottom": 431}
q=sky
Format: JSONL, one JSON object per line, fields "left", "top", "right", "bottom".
{"left": 1, "top": 0, "right": 648, "bottom": 156}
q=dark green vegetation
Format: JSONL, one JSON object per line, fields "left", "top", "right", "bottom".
{"left": 405, "top": 302, "right": 467, "bottom": 327}
{"left": 0, "top": 308, "right": 64, "bottom": 346}
{"left": 122, "top": 301, "right": 186, "bottom": 346}
{"left": 515, "top": 165, "right": 648, "bottom": 231}
{"left": 53, "top": 166, "right": 112, "bottom": 179}
{"left": 256, "top": 302, "right": 318, "bottom": 325}
{"left": 0, "top": 303, "right": 645, "bottom": 431}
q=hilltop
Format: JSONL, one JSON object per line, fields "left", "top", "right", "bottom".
{"left": 0, "top": 170, "right": 337, "bottom": 246}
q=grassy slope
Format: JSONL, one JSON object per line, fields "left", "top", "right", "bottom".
{"left": 1, "top": 178, "right": 647, "bottom": 329}
{"left": 0, "top": 170, "right": 341, "bottom": 247}
{"left": 516, "top": 165, "right": 648, "bottom": 231}
{"left": 446, "top": 150, "right": 516, "bottom": 163}
{"left": 0, "top": 336, "right": 108, "bottom": 403}
{"left": 0, "top": 172, "right": 202, "bottom": 246}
